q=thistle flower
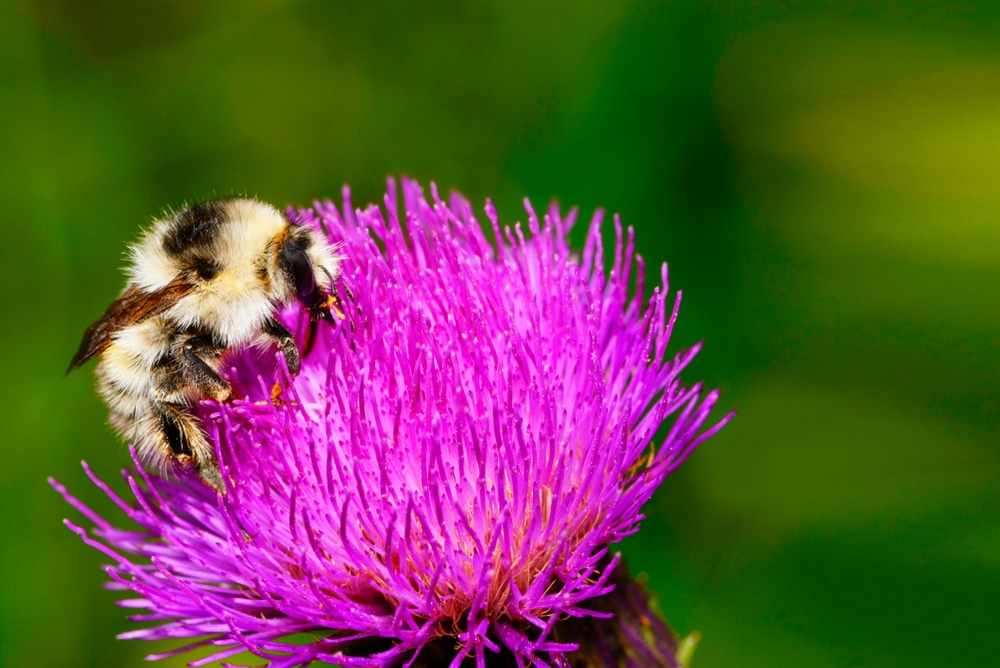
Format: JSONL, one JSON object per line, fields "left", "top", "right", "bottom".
{"left": 55, "top": 178, "right": 731, "bottom": 667}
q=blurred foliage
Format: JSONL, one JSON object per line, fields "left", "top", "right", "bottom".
{"left": 1, "top": 0, "right": 997, "bottom": 666}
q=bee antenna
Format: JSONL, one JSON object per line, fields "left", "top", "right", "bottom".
{"left": 320, "top": 266, "right": 336, "bottom": 291}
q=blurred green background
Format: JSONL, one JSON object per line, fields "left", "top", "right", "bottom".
{"left": 2, "top": 0, "right": 998, "bottom": 666}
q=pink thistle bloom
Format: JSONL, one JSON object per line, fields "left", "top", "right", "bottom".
{"left": 55, "top": 178, "right": 730, "bottom": 667}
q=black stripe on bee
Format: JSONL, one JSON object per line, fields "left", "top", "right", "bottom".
{"left": 160, "top": 408, "right": 191, "bottom": 456}
{"left": 165, "top": 201, "right": 227, "bottom": 257}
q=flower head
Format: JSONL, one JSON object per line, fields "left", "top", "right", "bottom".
{"left": 55, "top": 178, "right": 730, "bottom": 667}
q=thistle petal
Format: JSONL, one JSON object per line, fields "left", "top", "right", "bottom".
{"left": 57, "top": 178, "right": 731, "bottom": 666}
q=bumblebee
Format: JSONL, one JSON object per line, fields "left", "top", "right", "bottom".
{"left": 69, "top": 198, "right": 342, "bottom": 492}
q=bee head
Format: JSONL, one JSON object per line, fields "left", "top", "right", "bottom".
{"left": 277, "top": 220, "right": 340, "bottom": 324}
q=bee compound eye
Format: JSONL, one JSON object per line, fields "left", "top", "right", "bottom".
{"left": 278, "top": 241, "right": 317, "bottom": 301}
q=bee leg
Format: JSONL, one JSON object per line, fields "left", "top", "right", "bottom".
{"left": 180, "top": 336, "right": 232, "bottom": 402}
{"left": 194, "top": 457, "right": 225, "bottom": 494}
{"left": 262, "top": 317, "right": 301, "bottom": 375}
{"left": 302, "top": 319, "right": 319, "bottom": 359}
{"left": 157, "top": 403, "right": 225, "bottom": 494}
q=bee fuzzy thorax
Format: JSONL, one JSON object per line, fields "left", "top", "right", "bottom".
{"left": 69, "top": 196, "right": 344, "bottom": 494}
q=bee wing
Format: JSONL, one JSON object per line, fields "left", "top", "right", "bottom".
{"left": 67, "top": 278, "right": 195, "bottom": 372}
